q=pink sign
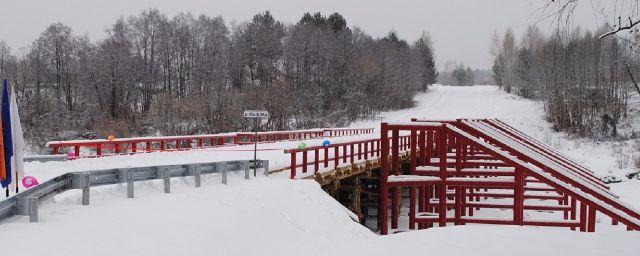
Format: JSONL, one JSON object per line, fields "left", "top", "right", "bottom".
{"left": 22, "top": 176, "right": 39, "bottom": 189}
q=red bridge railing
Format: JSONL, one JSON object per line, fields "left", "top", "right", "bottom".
{"left": 286, "top": 134, "right": 410, "bottom": 179}
{"left": 47, "top": 128, "right": 374, "bottom": 158}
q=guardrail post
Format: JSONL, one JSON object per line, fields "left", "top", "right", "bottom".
{"left": 244, "top": 161, "right": 250, "bottom": 180}
{"left": 28, "top": 197, "right": 38, "bottom": 223}
{"left": 219, "top": 162, "right": 228, "bottom": 185}
{"left": 262, "top": 160, "right": 269, "bottom": 176}
{"left": 123, "top": 168, "right": 134, "bottom": 198}
{"left": 160, "top": 167, "right": 171, "bottom": 193}
{"left": 82, "top": 172, "right": 90, "bottom": 205}
{"left": 191, "top": 165, "right": 201, "bottom": 187}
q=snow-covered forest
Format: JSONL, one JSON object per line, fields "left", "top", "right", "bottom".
{"left": 0, "top": 10, "right": 438, "bottom": 151}
{"left": 491, "top": 26, "right": 639, "bottom": 139}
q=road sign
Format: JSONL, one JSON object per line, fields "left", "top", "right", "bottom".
{"left": 244, "top": 110, "right": 269, "bottom": 119}
{"left": 244, "top": 110, "right": 269, "bottom": 177}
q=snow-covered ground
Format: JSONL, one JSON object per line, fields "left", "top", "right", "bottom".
{"left": 2, "top": 85, "right": 640, "bottom": 256}
{"left": 1, "top": 174, "right": 638, "bottom": 256}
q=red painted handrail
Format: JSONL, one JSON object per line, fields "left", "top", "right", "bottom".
{"left": 285, "top": 134, "right": 410, "bottom": 179}
{"left": 46, "top": 128, "right": 375, "bottom": 158}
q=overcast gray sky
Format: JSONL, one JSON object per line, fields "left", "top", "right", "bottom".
{"left": 0, "top": 0, "right": 607, "bottom": 69}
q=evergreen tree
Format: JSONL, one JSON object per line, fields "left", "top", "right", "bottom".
{"left": 415, "top": 34, "right": 438, "bottom": 91}
{"left": 491, "top": 54, "right": 504, "bottom": 89}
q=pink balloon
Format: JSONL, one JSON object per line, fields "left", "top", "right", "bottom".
{"left": 22, "top": 176, "right": 39, "bottom": 189}
{"left": 67, "top": 151, "right": 76, "bottom": 160}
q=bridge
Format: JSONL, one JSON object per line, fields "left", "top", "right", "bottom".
{"left": 278, "top": 119, "right": 640, "bottom": 234}
{"left": 39, "top": 119, "right": 640, "bottom": 234}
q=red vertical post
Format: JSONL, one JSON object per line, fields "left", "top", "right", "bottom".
{"left": 454, "top": 187, "right": 462, "bottom": 225}
{"left": 426, "top": 131, "right": 433, "bottom": 163}
{"left": 563, "top": 194, "right": 570, "bottom": 220}
{"left": 392, "top": 130, "right": 400, "bottom": 175}
{"left": 391, "top": 129, "right": 400, "bottom": 230}
{"left": 419, "top": 186, "right": 426, "bottom": 229}
{"left": 74, "top": 146, "right": 80, "bottom": 157}
{"left": 160, "top": 141, "right": 166, "bottom": 151}
{"left": 314, "top": 149, "right": 320, "bottom": 173}
{"left": 364, "top": 142, "right": 369, "bottom": 160}
{"left": 334, "top": 145, "right": 339, "bottom": 170}
{"left": 131, "top": 142, "right": 137, "bottom": 153}
{"left": 53, "top": 146, "right": 60, "bottom": 155}
{"left": 587, "top": 206, "right": 596, "bottom": 232}
{"left": 146, "top": 142, "right": 152, "bottom": 152}
{"left": 455, "top": 136, "right": 462, "bottom": 171}
{"left": 513, "top": 168, "right": 524, "bottom": 225}
{"left": 350, "top": 144, "right": 354, "bottom": 164}
{"left": 418, "top": 131, "right": 426, "bottom": 166}
{"left": 342, "top": 145, "right": 348, "bottom": 163}
{"left": 409, "top": 130, "right": 418, "bottom": 229}
{"left": 438, "top": 125, "right": 447, "bottom": 227}
{"left": 357, "top": 143, "right": 362, "bottom": 160}
{"left": 454, "top": 135, "right": 462, "bottom": 225}
{"left": 197, "top": 139, "right": 203, "bottom": 148}
{"left": 290, "top": 151, "right": 297, "bottom": 179}
{"left": 570, "top": 197, "right": 577, "bottom": 231}
{"left": 579, "top": 202, "right": 587, "bottom": 232}
{"left": 96, "top": 144, "right": 102, "bottom": 156}
{"left": 426, "top": 187, "right": 432, "bottom": 213}
{"left": 114, "top": 143, "right": 121, "bottom": 154}
{"left": 372, "top": 140, "right": 377, "bottom": 157}
{"left": 175, "top": 140, "right": 181, "bottom": 150}
{"left": 302, "top": 151, "right": 308, "bottom": 173}
{"left": 380, "top": 123, "right": 389, "bottom": 235}
{"left": 324, "top": 147, "right": 329, "bottom": 168}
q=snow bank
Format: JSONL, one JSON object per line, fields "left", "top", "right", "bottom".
{"left": 0, "top": 174, "right": 637, "bottom": 256}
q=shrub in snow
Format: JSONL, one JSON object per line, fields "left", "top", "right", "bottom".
{"left": 600, "top": 175, "right": 623, "bottom": 184}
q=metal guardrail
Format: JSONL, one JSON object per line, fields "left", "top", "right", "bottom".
{"left": 23, "top": 154, "right": 68, "bottom": 162}
{"left": 0, "top": 159, "right": 269, "bottom": 223}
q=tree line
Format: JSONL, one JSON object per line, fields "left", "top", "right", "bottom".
{"left": 491, "top": 26, "right": 637, "bottom": 139}
{"left": 0, "top": 10, "right": 438, "bottom": 151}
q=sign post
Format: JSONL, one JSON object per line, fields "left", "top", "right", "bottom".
{"left": 244, "top": 110, "right": 269, "bottom": 177}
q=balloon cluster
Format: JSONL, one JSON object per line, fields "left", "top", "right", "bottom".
{"left": 322, "top": 140, "right": 331, "bottom": 147}
{"left": 67, "top": 151, "right": 77, "bottom": 160}
{"left": 297, "top": 142, "right": 307, "bottom": 150}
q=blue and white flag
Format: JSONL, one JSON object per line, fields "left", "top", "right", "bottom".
{"left": 0, "top": 80, "right": 26, "bottom": 192}
{"left": 9, "top": 85, "right": 24, "bottom": 192}
{"left": 0, "top": 80, "right": 13, "bottom": 189}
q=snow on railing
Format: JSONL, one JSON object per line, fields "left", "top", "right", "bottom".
{"left": 46, "top": 128, "right": 374, "bottom": 158}
{"left": 285, "top": 134, "right": 410, "bottom": 179}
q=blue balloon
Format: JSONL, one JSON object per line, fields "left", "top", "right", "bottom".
{"left": 322, "top": 140, "right": 331, "bottom": 147}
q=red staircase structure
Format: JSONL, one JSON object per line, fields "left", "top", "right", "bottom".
{"left": 47, "top": 128, "right": 374, "bottom": 158}
{"left": 379, "top": 119, "right": 640, "bottom": 234}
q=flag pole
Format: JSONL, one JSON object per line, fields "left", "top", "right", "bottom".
{"left": 11, "top": 80, "right": 18, "bottom": 194}
{"left": 0, "top": 79, "right": 11, "bottom": 198}
{"left": 0, "top": 80, "right": 5, "bottom": 198}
